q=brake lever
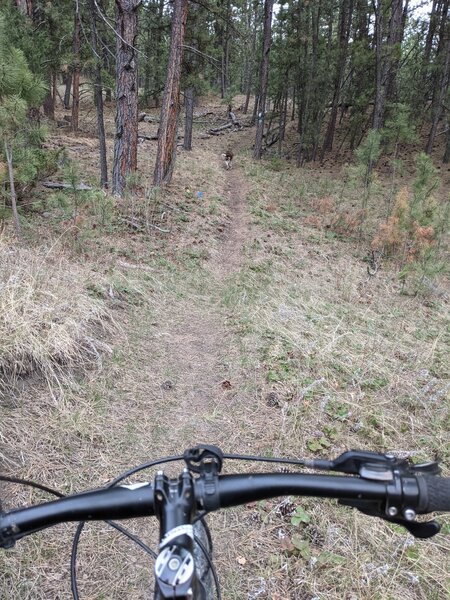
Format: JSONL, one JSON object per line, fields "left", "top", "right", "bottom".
{"left": 339, "top": 499, "right": 441, "bottom": 539}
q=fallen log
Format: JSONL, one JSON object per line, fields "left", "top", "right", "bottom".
{"left": 138, "top": 134, "right": 183, "bottom": 141}
{"left": 138, "top": 134, "right": 159, "bottom": 141}
{"left": 193, "top": 111, "right": 215, "bottom": 118}
{"left": 138, "top": 112, "right": 159, "bottom": 123}
{"left": 208, "top": 122, "right": 233, "bottom": 134}
{"left": 41, "top": 181, "right": 93, "bottom": 191}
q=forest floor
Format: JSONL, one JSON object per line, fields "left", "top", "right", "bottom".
{"left": 0, "top": 95, "right": 449, "bottom": 600}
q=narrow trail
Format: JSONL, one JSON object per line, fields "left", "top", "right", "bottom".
{"left": 209, "top": 163, "right": 250, "bottom": 278}
{"left": 160, "top": 160, "right": 251, "bottom": 443}
{"left": 116, "top": 154, "right": 257, "bottom": 455}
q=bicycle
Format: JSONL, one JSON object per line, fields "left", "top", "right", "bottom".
{"left": 1, "top": 444, "right": 449, "bottom": 599}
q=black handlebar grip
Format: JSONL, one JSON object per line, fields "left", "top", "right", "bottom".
{"left": 418, "top": 476, "right": 450, "bottom": 513}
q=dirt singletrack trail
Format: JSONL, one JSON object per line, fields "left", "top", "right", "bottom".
{"left": 154, "top": 156, "right": 253, "bottom": 445}
{"left": 209, "top": 159, "right": 251, "bottom": 278}
{"left": 114, "top": 143, "right": 261, "bottom": 459}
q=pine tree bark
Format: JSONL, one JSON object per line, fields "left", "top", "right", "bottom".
{"left": 222, "top": 0, "right": 231, "bottom": 97}
{"left": 385, "top": 0, "right": 407, "bottom": 106}
{"left": 443, "top": 118, "right": 450, "bottom": 162}
{"left": 321, "top": 0, "right": 353, "bottom": 158}
{"left": 373, "top": 0, "right": 385, "bottom": 130}
{"left": 373, "top": 0, "right": 405, "bottom": 130}
{"left": 63, "top": 73, "right": 72, "bottom": 110}
{"left": 142, "top": 8, "right": 153, "bottom": 106}
{"left": 43, "top": 73, "right": 55, "bottom": 120}
{"left": 243, "top": 1, "right": 258, "bottom": 114}
{"left": 277, "top": 87, "right": 288, "bottom": 156}
{"left": 112, "top": 0, "right": 141, "bottom": 197}
{"left": 153, "top": 0, "right": 188, "bottom": 186}
{"left": 71, "top": 8, "right": 81, "bottom": 132}
{"left": 426, "top": 3, "right": 450, "bottom": 154}
{"left": 15, "top": 0, "right": 33, "bottom": 18}
{"left": 253, "top": 0, "right": 274, "bottom": 160}
{"left": 89, "top": 0, "right": 108, "bottom": 187}
{"left": 184, "top": 87, "right": 194, "bottom": 151}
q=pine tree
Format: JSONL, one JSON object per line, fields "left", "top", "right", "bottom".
{"left": 253, "top": 0, "right": 274, "bottom": 160}
{"left": 112, "top": 0, "right": 141, "bottom": 198}
{"left": 153, "top": 0, "right": 188, "bottom": 186}
{"left": 0, "top": 14, "right": 46, "bottom": 237}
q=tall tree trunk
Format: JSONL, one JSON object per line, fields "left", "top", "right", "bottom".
{"left": 184, "top": 87, "right": 194, "bottom": 151}
{"left": 348, "top": 0, "right": 370, "bottom": 147}
{"left": 15, "top": 0, "right": 33, "bottom": 18}
{"left": 373, "top": 0, "right": 385, "bottom": 130}
{"left": 373, "top": 0, "right": 405, "bottom": 130}
{"left": 4, "top": 142, "right": 22, "bottom": 239}
{"left": 243, "top": 0, "right": 258, "bottom": 114}
{"left": 153, "top": 0, "right": 165, "bottom": 107}
{"left": 426, "top": 17, "right": 450, "bottom": 154}
{"left": 309, "top": 0, "right": 322, "bottom": 161}
{"left": 253, "top": 0, "right": 274, "bottom": 159}
{"left": 321, "top": 0, "right": 353, "bottom": 158}
{"left": 423, "top": 0, "right": 440, "bottom": 68}
{"left": 277, "top": 87, "right": 288, "bottom": 156}
{"left": 103, "top": 39, "right": 113, "bottom": 103}
{"left": 443, "top": 118, "right": 450, "bottom": 162}
{"left": 90, "top": 0, "right": 108, "bottom": 188}
{"left": 43, "top": 73, "right": 55, "bottom": 120}
{"left": 223, "top": 0, "right": 231, "bottom": 96}
{"left": 142, "top": 9, "right": 152, "bottom": 106}
{"left": 63, "top": 72, "right": 72, "bottom": 110}
{"left": 251, "top": 93, "right": 259, "bottom": 125}
{"left": 113, "top": 0, "right": 140, "bottom": 197}
{"left": 52, "top": 72, "right": 57, "bottom": 112}
{"left": 385, "top": 0, "right": 406, "bottom": 106}
{"left": 71, "top": 7, "right": 81, "bottom": 132}
{"left": 153, "top": 0, "right": 188, "bottom": 186}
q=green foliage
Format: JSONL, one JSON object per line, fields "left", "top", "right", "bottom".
{"left": 0, "top": 11, "right": 50, "bottom": 232}
{"left": 348, "top": 129, "right": 383, "bottom": 234}
{"left": 383, "top": 103, "right": 418, "bottom": 149}
{"left": 355, "top": 129, "right": 382, "bottom": 187}
{"left": 0, "top": 16, "right": 46, "bottom": 133}
{"left": 411, "top": 152, "right": 440, "bottom": 222}
{"left": 89, "top": 190, "right": 116, "bottom": 228}
{"left": 290, "top": 506, "right": 311, "bottom": 526}
{"left": 373, "top": 153, "right": 449, "bottom": 292}
{"left": 3, "top": 1, "right": 73, "bottom": 78}
{"left": 14, "top": 143, "right": 56, "bottom": 186}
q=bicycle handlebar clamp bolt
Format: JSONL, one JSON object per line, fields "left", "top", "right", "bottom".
{"left": 387, "top": 506, "right": 398, "bottom": 517}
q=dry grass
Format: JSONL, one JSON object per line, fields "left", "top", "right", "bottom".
{"left": 213, "top": 151, "right": 450, "bottom": 599}
{"left": 0, "top": 237, "right": 114, "bottom": 397}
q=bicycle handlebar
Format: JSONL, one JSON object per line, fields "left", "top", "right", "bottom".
{"left": 2, "top": 469, "right": 450, "bottom": 548}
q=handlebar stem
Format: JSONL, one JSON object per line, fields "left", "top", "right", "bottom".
{"left": 153, "top": 470, "right": 198, "bottom": 599}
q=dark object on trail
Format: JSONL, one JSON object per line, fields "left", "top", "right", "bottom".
{"left": 161, "top": 380, "right": 173, "bottom": 390}
{"left": 221, "top": 380, "right": 232, "bottom": 389}
{"left": 367, "top": 250, "right": 382, "bottom": 276}
{"left": 221, "top": 150, "right": 233, "bottom": 170}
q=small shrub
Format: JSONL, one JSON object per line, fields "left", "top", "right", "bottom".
{"left": 372, "top": 155, "right": 449, "bottom": 291}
